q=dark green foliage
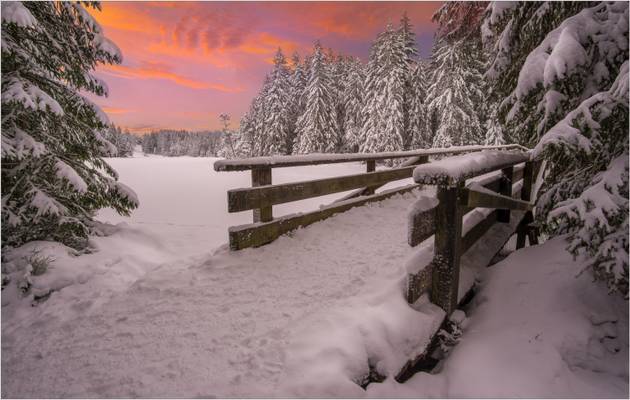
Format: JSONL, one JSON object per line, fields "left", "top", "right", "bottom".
{"left": 2, "top": 2, "right": 138, "bottom": 250}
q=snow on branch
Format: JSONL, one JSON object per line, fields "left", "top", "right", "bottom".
{"left": 2, "top": 78, "right": 64, "bottom": 116}
{"left": 532, "top": 61, "right": 629, "bottom": 158}
{"left": 514, "top": 2, "right": 628, "bottom": 101}
{"left": 1, "top": 2, "right": 38, "bottom": 27}
{"left": 55, "top": 161, "right": 88, "bottom": 194}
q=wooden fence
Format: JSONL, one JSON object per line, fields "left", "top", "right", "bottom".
{"left": 214, "top": 144, "right": 528, "bottom": 250}
{"left": 404, "top": 152, "right": 541, "bottom": 314}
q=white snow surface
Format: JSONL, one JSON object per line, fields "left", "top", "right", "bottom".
{"left": 1, "top": 1, "right": 37, "bottom": 27}
{"left": 2, "top": 154, "right": 444, "bottom": 398}
{"left": 3, "top": 154, "right": 626, "bottom": 398}
{"left": 412, "top": 150, "right": 529, "bottom": 183}
{"left": 368, "top": 236, "right": 629, "bottom": 398}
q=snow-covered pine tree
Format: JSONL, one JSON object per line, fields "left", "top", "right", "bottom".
{"left": 361, "top": 24, "right": 406, "bottom": 158}
{"left": 287, "top": 52, "right": 307, "bottom": 153}
{"left": 218, "top": 114, "right": 236, "bottom": 159}
{"left": 332, "top": 53, "right": 348, "bottom": 151}
{"left": 398, "top": 12, "right": 421, "bottom": 150}
{"left": 1, "top": 1, "right": 138, "bottom": 250}
{"left": 294, "top": 41, "right": 339, "bottom": 154}
{"left": 342, "top": 57, "right": 365, "bottom": 153}
{"left": 426, "top": 39, "right": 485, "bottom": 148}
{"left": 250, "top": 74, "right": 272, "bottom": 156}
{"left": 235, "top": 108, "right": 255, "bottom": 158}
{"left": 427, "top": 2, "right": 487, "bottom": 148}
{"left": 261, "top": 48, "right": 291, "bottom": 155}
{"left": 408, "top": 61, "right": 431, "bottom": 149}
{"left": 484, "top": 108, "right": 505, "bottom": 146}
{"left": 483, "top": 1, "right": 595, "bottom": 146}
{"left": 485, "top": 2, "right": 629, "bottom": 295}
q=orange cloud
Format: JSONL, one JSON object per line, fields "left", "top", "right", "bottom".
{"left": 99, "top": 62, "right": 243, "bottom": 92}
{"left": 91, "top": 2, "right": 160, "bottom": 34}
{"left": 101, "top": 106, "right": 134, "bottom": 114}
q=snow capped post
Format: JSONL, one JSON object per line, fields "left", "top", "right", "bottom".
{"left": 409, "top": 149, "right": 532, "bottom": 314}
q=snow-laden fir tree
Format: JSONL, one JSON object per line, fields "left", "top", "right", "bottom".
{"left": 361, "top": 24, "right": 406, "bottom": 157}
{"left": 261, "top": 48, "right": 291, "bottom": 155}
{"left": 398, "top": 12, "right": 421, "bottom": 150}
{"left": 1, "top": 1, "right": 138, "bottom": 250}
{"left": 249, "top": 74, "right": 272, "bottom": 156}
{"left": 102, "top": 125, "right": 135, "bottom": 157}
{"left": 408, "top": 60, "right": 431, "bottom": 149}
{"left": 426, "top": 39, "right": 485, "bottom": 148}
{"left": 287, "top": 52, "right": 307, "bottom": 153}
{"left": 235, "top": 108, "right": 255, "bottom": 158}
{"left": 331, "top": 53, "right": 349, "bottom": 151}
{"left": 483, "top": 1, "right": 595, "bottom": 146}
{"left": 218, "top": 114, "right": 237, "bottom": 159}
{"left": 484, "top": 108, "right": 505, "bottom": 146}
{"left": 294, "top": 41, "right": 339, "bottom": 154}
{"left": 427, "top": 2, "right": 487, "bottom": 148}
{"left": 341, "top": 57, "right": 366, "bottom": 153}
{"left": 485, "top": 1, "right": 629, "bottom": 295}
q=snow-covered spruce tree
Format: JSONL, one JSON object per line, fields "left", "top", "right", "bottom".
{"left": 218, "top": 113, "right": 236, "bottom": 159}
{"left": 361, "top": 24, "right": 406, "bottom": 158}
{"left": 331, "top": 53, "right": 348, "bottom": 151}
{"left": 287, "top": 52, "right": 307, "bottom": 153}
{"left": 102, "top": 125, "right": 135, "bottom": 157}
{"left": 342, "top": 56, "right": 366, "bottom": 153}
{"left": 294, "top": 41, "right": 339, "bottom": 154}
{"left": 235, "top": 108, "right": 255, "bottom": 158}
{"left": 426, "top": 39, "right": 485, "bottom": 148}
{"left": 483, "top": 1, "right": 597, "bottom": 146}
{"left": 249, "top": 74, "right": 272, "bottom": 156}
{"left": 408, "top": 60, "right": 431, "bottom": 149}
{"left": 485, "top": 2, "right": 629, "bottom": 295}
{"left": 1, "top": 2, "right": 138, "bottom": 250}
{"left": 484, "top": 108, "right": 505, "bottom": 146}
{"left": 261, "top": 48, "right": 291, "bottom": 155}
{"left": 398, "top": 12, "right": 421, "bottom": 150}
{"left": 427, "top": 2, "right": 487, "bottom": 148}
{"left": 534, "top": 62, "right": 628, "bottom": 295}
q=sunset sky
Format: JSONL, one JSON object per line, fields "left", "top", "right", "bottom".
{"left": 90, "top": 1, "right": 442, "bottom": 133}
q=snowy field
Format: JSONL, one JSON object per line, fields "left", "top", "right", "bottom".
{"left": 2, "top": 154, "right": 628, "bottom": 398}
{"left": 3, "top": 154, "right": 442, "bottom": 397}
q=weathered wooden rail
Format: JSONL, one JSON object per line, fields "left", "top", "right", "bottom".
{"left": 395, "top": 150, "right": 542, "bottom": 382}
{"left": 214, "top": 144, "right": 528, "bottom": 250}
{"left": 214, "top": 145, "right": 543, "bottom": 386}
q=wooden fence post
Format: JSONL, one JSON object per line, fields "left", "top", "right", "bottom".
{"left": 431, "top": 182, "right": 464, "bottom": 315}
{"left": 251, "top": 167, "right": 272, "bottom": 222}
{"left": 365, "top": 160, "right": 376, "bottom": 195}
{"left": 497, "top": 166, "right": 513, "bottom": 223}
{"left": 516, "top": 161, "right": 534, "bottom": 248}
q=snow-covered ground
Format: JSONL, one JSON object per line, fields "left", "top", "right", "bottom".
{"left": 368, "top": 236, "right": 629, "bottom": 398}
{"left": 3, "top": 154, "right": 441, "bottom": 398}
{"left": 2, "top": 154, "right": 627, "bottom": 398}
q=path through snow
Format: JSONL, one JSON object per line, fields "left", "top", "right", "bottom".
{"left": 2, "top": 156, "right": 440, "bottom": 397}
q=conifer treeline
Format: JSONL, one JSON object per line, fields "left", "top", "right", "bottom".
{"left": 228, "top": 10, "right": 500, "bottom": 158}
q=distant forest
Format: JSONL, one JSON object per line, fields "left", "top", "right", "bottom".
{"left": 103, "top": 126, "right": 222, "bottom": 157}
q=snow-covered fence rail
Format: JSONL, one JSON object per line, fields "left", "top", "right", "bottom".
{"left": 396, "top": 150, "right": 542, "bottom": 382}
{"left": 213, "top": 145, "right": 526, "bottom": 250}
{"left": 405, "top": 151, "right": 542, "bottom": 315}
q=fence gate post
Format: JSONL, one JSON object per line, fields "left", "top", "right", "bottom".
{"left": 431, "top": 182, "right": 464, "bottom": 315}
{"left": 497, "top": 166, "right": 514, "bottom": 223}
{"left": 251, "top": 167, "right": 272, "bottom": 222}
